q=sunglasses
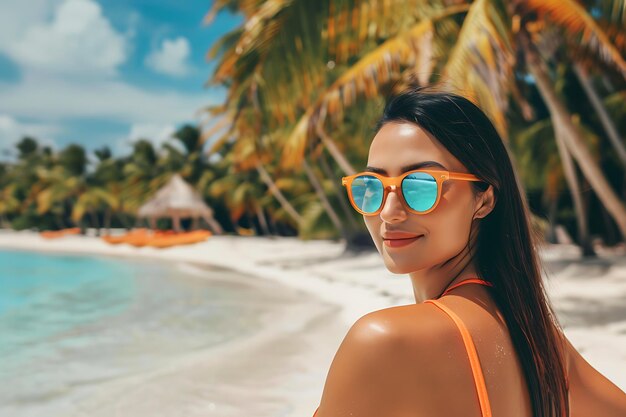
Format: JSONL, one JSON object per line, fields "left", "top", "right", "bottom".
{"left": 341, "top": 169, "right": 483, "bottom": 216}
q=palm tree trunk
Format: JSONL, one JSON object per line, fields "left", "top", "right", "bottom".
{"left": 316, "top": 123, "right": 356, "bottom": 175}
{"left": 600, "top": 201, "right": 618, "bottom": 246}
{"left": 554, "top": 125, "right": 596, "bottom": 257}
{"left": 104, "top": 208, "right": 112, "bottom": 234}
{"left": 53, "top": 213, "right": 65, "bottom": 230}
{"left": 116, "top": 212, "right": 131, "bottom": 229}
{"left": 543, "top": 190, "right": 558, "bottom": 244}
{"left": 317, "top": 147, "right": 359, "bottom": 231}
{"left": 254, "top": 202, "right": 272, "bottom": 236}
{"left": 573, "top": 63, "right": 626, "bottom": 168}
{"left": 268, "top": 211, "right": 280, "bottom": 236}
{"left": 521, "top": 31, "right": 626, "bottom": 240}
{"left": 202, "top": 214, "right": 224, "bottom": 235}
{"left": 89, "top": 209, "right": 100, "bottom": 236}
{"left": 246, "top": 210, "right": 259, "bottom": 235}
{"left": 255, "top": 162, "right": 303, "bottom": 226}
{"left": 249, "top": 80, "right": 303, "bottom": 229}
{"left": 302, "top": 156, "right": 348, "bottom": 240}
{"left": 63, "top": 200, "right": 71, "bottom": 227}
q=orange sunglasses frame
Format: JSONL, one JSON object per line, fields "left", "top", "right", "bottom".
{"left": 341, "top": 168, "right": 483, "bottom": 216}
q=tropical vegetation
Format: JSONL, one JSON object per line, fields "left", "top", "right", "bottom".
{"left": 0, "top": 0, "right": 624, "bottom": 256}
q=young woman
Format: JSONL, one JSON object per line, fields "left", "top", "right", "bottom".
{"left": 312, "top": 85, "right": 626, "bottom": 417}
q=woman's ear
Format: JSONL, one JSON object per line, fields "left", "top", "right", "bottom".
{"left": 473, "top": 184, "right": 496, "bottom": 219}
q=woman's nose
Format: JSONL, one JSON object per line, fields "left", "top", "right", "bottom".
{"left": 379, "top": 185, "right": 407, "bottom": 221}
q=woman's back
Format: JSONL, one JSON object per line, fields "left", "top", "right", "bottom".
{"left": 313, "top": 277, "right": 626, "bottom": 417}
{"left": 313, "top": 280, "right": 535, "bottom": 417}
{"left": 415, "top": 281, "right": 533, "bottom": 417}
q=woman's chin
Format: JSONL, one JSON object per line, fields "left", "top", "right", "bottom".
{"left": 383, "top": 258, "right": 413, "bottom": 275}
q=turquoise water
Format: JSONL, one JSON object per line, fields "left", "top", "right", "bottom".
{"left": 0, "top": 251, "right": 134, "bottom": 359}
{"left": 0, "top": 249, "right": 274, "bottom": 415}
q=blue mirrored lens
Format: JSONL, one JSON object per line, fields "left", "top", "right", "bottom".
{"left": 402, "top": 172, "right": 437, "bottom": 212}
{"left": 351, "top": 175, "right": 383, "bottom": 213}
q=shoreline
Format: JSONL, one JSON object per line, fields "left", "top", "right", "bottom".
{"left": 1, "top": 230, "right": 625, "bottom": 411}
{"left": 0, "top": 230, "right": 414, "bottom": 326}
{"left": 0, "top": 231, "right": 351, "bottom": 416}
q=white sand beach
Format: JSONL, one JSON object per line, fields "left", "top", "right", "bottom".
{"left": 0, "top": 230, "right": 625, "bottom": 416}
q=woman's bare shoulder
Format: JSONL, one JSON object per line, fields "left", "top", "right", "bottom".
{"left": 359, "top": 303, "right": 447, "bottom": 329}
{"left": 349, "top": 303, "right": 461, "bottom": 355}
{"left": 314, "top": 304, "right": 457, "bottom": 417}
{"left": 341, "top": 303, "right": 449, "bottom": 359}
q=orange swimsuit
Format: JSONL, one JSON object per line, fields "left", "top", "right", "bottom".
{"left": 312, "top": 278, "right": 494, "bottom": 417}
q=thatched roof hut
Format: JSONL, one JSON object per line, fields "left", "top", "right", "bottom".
{"left": 138, "top": 174, "right": 223, "bottom": 234}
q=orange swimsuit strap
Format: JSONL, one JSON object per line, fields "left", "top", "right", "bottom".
{"left": 312, "top": 278, "right": 495, "bottom": 417}
{"left": 438, "top": 278, "right": 493, "bottom": 299}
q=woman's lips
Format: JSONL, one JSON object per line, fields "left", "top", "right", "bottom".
{"left": 383, "top": 235, "right": 423, "bottom": 248}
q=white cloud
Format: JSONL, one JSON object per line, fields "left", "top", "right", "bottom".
{"left": 0, "top": 0, "right": 59, "bottom": 51}
{"left": 5, "top": 0, "right": 127, "bottom": 76}
{"left": 0, "top": 73, "right": 219, "bottom": 123}
{"left": 0, "top": 0, "right": 223, "bottom": 160}
{"left": 145, "top": 37, "right": 192, "bottom": 77}
{"left": 0, "top": 0, "right": 220, "bottom": 132}
{"left": 114, "top": 123, "right": 178, "bottom": 157}
{"left": 129, "top": 122, "right": 177, "bottom": 148}
{"left": 128, "top": 123, "right": 176, "bottom": 143}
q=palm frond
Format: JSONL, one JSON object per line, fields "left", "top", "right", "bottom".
{"left": 204, "top": 0, "right": 252, "bottom": 25}
{"left": 442, "top": 0, "right": 515, "bottom": 140}
{"left": 234, "top": 0, "right": 295, "bottom": 57}
{"left": 524, "top": 0, "right": 626, "bottom": 77}
{"left": 280, "top": 4, "right": 470, "bottom": 170}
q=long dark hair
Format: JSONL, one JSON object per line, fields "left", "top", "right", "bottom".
{"left": 376, "top": 84, "right": 569, "bottom": 417}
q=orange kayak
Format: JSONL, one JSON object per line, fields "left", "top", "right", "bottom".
{"left": 102, "top": 229, "right": 211, "bottom": 247}
{"left": 102, "top": 228, "right": 149, "bottom": 244}
{"left": 145, "top": 230, "right": 212, "bottom": 248}
{"left": 40, "top": 227, "right": 81, "bottom": 239}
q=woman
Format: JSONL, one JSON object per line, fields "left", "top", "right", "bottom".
{"left": 312, "top": 85, "right": 626, "bottom": 417}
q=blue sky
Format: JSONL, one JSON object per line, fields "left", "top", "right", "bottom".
{"left": 0, "top": 0, "right": 242, "bottom": 160}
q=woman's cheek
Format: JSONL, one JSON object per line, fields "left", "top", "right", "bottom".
{"left": 364, "top": 218, "right": 383, "bottom": 253}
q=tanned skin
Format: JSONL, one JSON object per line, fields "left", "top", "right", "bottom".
{"left": 314, "top": 122, "right": 626, "bottom": 417}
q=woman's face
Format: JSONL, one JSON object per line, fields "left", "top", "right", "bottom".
{"left": 363, "top": 121, "right": 490, "bottom": 275}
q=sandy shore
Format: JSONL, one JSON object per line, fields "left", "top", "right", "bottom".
{"left": 0, "top": 230, "right": 625, "bottom": 415}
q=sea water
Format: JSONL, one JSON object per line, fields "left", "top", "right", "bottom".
{"left": 0, "top": 249, "right": 290, "bottom": 416}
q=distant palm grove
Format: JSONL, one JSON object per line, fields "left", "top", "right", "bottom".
{"left": 0, "top": 0, "right": 625, "bottom": 255}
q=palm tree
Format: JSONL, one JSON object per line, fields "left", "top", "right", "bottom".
{"left": 518, "top": 22, "right": 626, "bottom": 239}
{"left": 90, "top": 146, "right": 129, "bottom": 231}
{"left": 205, "top": 0, "right": 626, "bottom": 244}
{"left": 120, "top": 139, "right": 168, "bottom": 225}
{"left": 203, "top": 104, "right": 306, "bottom": 228}
{"left": 72, "top": 188, "right": 118, "bottom": 236}
{"left": 36, "top": 165, "right": 86, "bottom": 229}
{"left": 573, "top": 63, "right": 626, "bottom": 169}
{"left": 526, "top": 62, "right": 598, "bottom": 256}
{"left": 0, "top": 184, "right": 19, "bottom": 228}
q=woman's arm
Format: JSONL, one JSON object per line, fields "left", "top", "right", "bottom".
{"left": 315, "top": 310, "right": 427, "bottom": 417}
{"left": 563, "top": 335, "right": 626, "bottom": 417}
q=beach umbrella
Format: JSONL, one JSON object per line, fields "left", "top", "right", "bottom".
{"left": 137, "top": 173, "right": 224, "bottom": 234}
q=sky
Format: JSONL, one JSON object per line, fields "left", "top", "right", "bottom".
{"left": 0, "top": 0, "right": 242, "bottom": 161}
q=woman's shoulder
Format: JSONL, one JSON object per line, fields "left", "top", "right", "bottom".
{"left": 355, "top": 300, "right": 508, "bottom": 385}
{"left": 316, "top": 302, "right": 495, "bottom": 414}
{"left": 315, "top": 305, "right": 461, "bottom": 416}
{"left": 356, "top": 301, "right": 472, "bottom": 341}
{"left": 350, "top": 303, "right": 470, "bottom": 371}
